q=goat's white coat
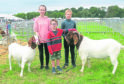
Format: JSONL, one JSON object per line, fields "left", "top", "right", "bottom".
{"left": 8, "top": 35, "right": 38, "bottom": 77}
{"left": 78, "top": 36, "right": 124, "bottom": 74}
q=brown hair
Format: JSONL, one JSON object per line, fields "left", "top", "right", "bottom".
{"left": 39, "top": 5, "right": 47, "bottom": 11}
{"left": 65, "top": 9, "right": 72, "bottom": 14}
{"left": 50, "top": 19, "right": 58, "bottom": 25}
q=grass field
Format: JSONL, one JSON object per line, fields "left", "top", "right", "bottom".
{"left": 0, "top": 22, "right": 124, "bottom": 84}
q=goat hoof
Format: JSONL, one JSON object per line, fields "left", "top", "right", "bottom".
{"left": 112, "top": 72, "right": 115, "bottom": 74}
{"left": 10, "top": 68, "right": 12, "bottom": 70}
{"left": 80, "top": 70, "right": 83, "bottom": 72}
{"left": 20, "top": 74, "right": 23, "bottom": 77}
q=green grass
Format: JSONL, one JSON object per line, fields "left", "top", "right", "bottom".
{"left": 0, "top": 22, "right": 124, "bottom": 84}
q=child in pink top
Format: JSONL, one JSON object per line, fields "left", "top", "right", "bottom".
{"left": 34, "top": 5, "right": 51, "bottom": 69}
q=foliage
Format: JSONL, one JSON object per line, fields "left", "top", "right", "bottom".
{"left": 106, "top": 6, "right": 122, "bottom": 17}
{"left": 14, "top": 5, "right": 124, "bottom": 20}
{"left": 27, "top": 12, "right": 39, "bottom": 20}
{"left": 14, "top": 13, "right": 27, "bottom": 19}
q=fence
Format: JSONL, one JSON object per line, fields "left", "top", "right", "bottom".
{"left": 0, "top": 18, "right": 124, "bottom": 64}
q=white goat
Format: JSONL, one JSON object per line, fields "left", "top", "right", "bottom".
{"left": 66, "top": 31, "right": 124, "bottom": 74}
{"left": 8, "top": 35, "right": 38, "bottom": 77}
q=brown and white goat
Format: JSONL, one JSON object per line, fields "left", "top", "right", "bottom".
{"left": 66, "top": 31, "right": 124, "bottom": 74}
{"left": 8, "top": 35, "right": 38, "bottom": 77}
{"left": 0, "top": 29, "right": 17, "bottom": 45}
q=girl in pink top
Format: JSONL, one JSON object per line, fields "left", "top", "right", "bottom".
{"left": 34, "top": 5, "right": 50, "bottom": 69}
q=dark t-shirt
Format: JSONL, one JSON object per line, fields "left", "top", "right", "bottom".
{"left": 61, "top": 19, "right": 76, "bottom": 37}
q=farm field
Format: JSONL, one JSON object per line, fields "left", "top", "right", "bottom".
{"left": 0, "top": 22, "right": 124, "bottom": 84}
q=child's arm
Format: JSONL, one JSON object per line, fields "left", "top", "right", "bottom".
{"left": 61, "top": 22, "right": 65, "bottom": 37}
{"left": 47, "top": 33, "right": 53, "bottom": 55}
{"left": 68, "top": 28, "right": 77, "bottom": 31}
{"left": 33, "top": 19, "right": 38, "bottom": 33}
{"left": 33, "top": 19, "right": 40, "bottom": 43}
{"left": 48, "top": 18, "right": 51, "bottom": 31}
{"left": 63, "top": 28, "right": 77, "bottom": 34}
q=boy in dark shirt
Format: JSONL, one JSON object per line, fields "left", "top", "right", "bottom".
{"left": 61, "top": 9, "right": 76, "bottom": 68}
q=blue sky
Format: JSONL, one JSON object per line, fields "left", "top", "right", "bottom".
{"left": 0, "top": 0, "right": 124, "bottom": 14}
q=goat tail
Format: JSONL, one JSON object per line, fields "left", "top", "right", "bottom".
{"left": 121, "top": 46, "right": 124, "bottom": 49}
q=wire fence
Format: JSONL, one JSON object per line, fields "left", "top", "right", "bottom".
{"left": 0, "top": 18, "right": 124, "bottom": 63}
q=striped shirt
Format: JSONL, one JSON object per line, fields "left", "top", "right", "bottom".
{"left": 47, "top": 28, "right": 76, "bottom": 55}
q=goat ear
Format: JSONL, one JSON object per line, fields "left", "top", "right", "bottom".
{"left": 32, "top": 36, "right": 35, "bottom": 41}
{"left": 67, "top": 31, "right": 73, "bottom": 36}
{"left": 65, "top": 36, "right": 70, "bottom": 45}
{"left": 28, "top": 36, "right": 37, "bottom": 49}
{"left": 28, "top": 39, "right": 32, "bottom": 47}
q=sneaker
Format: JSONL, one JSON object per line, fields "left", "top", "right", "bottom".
{"left": 45, "top": 66, "right": 49, "bottom": 70}
{"left": 63, "top": 64, "right": 68, "bottom": 69}
{"left": 72, "top": 64, "right": 76, "bottom": 68}
{"left": 40, "top": 66, "right": 44, "bottom": 69}
{"left": 57, "top": 66, "right": 62, "bottom": 72}
{"left": 52, "top": 67, "right": 56, "bottom": 74}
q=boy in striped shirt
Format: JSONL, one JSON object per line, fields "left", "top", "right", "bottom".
{"left": 47, "top": 19, "right": 76, "bottom": 73}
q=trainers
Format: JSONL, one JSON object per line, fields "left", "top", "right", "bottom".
{"left": 63, "top": 64, "right": 68, "bottom": 69}
{"left": 57, "top": 66, "right": 62, "bottom": 72}
{"left": 72, "top": 64, "right": 76, "bottom": 68}
{"left": 52, "top": 67, "right": 56, "bottom": 74}
{"left": 40, "top": 66, "right": 44, "bottom": 69}
{"left": 45, "top": 66, "right": 49, "bottom": 70}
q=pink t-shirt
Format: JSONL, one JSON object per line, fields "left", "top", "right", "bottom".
{"left": 33, "top": 16, "right": 51, "bottom": 43}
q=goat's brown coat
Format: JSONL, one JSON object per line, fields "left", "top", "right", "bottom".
{"left": 28, "top": 36, "right": 37, "bottom": 49}
{"left": 66, "top": 31, "right": 83, "bottom": 49}
{"left": 0, "top": 31, "right": 6, "bottom": 37}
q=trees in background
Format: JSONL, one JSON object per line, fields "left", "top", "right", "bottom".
{"left": 14, "top": 5, "right": 124, "bottom": 20}
{"left": 14, "top": 13, "right": 27, "bottom": 19}
{"left": 27, "top": 12, "right": 39, "bottom": 19}
{"left": 106, "top": 6, "right": 122, "bottom": 17}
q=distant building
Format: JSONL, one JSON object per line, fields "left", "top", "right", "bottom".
{"left": 0, "top": 14, "right": 24, "bottom": 23}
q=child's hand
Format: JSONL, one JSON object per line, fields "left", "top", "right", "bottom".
{"left": 68, "top": 28, "right": 77, "bottom": 31}
{"left": 50, "top": 52, "right": 53, "bottom": 55}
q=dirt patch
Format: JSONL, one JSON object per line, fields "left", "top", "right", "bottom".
{"left": 0, "top": 40, "right": 27, "bottom": 64}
